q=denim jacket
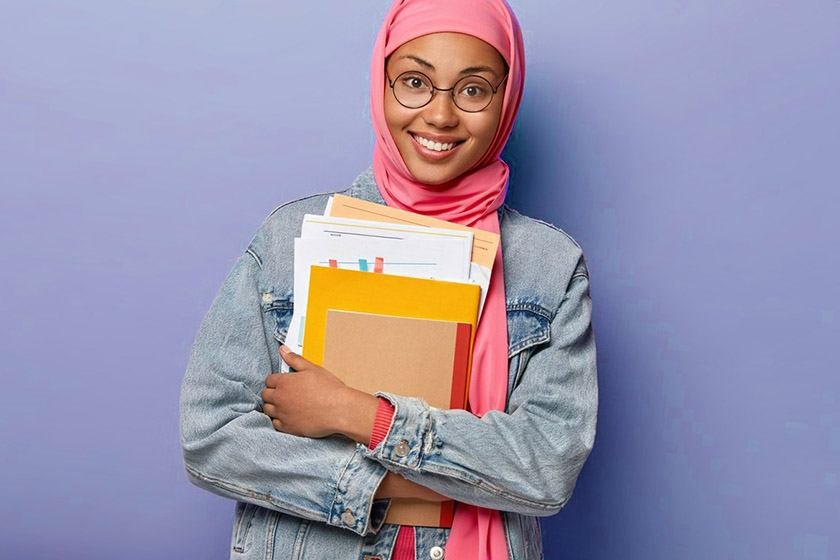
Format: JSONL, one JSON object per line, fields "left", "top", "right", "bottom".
{"left": 179, "top": 168, "right": 598, "bottom": 560}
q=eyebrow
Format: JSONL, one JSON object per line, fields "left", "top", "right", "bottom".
{"left": 399, "top": 55, "right": 499, "bottom": 77}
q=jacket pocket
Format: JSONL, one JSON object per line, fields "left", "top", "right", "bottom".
{"left": 502, "top": 511, "right": 543, "bottom": 560}
{"left": 231, "top": 503, "right": 285, "bottom": 559}
{"left": 506, "top": 300, "right": 552, "bottom": 358}
{"left": 506, "top": 300, "right": 552, "bottom": 399}
{"left": 260, "top": 291, "right": 294, "bottom": 344}
{"left": 232, "top": 501, "right": 258, "bottom": 553}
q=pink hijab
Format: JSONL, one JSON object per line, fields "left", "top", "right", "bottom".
{"left": 370, "top": 1, "right": 525, "bottom": 558}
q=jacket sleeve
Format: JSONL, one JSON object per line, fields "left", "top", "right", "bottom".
{"left": 179, "top": 240, "right": 389, "bottom": 536}
{"left": 361, "top": 256, "right": 598, "bottom": 517}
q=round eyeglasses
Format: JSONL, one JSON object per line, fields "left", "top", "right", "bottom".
{"left": 386, "top": 70, "right": 508, "bottom": 113}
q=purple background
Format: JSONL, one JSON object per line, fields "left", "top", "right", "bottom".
{"left": 2, "top": 1, "right": 839, "bottom": 558}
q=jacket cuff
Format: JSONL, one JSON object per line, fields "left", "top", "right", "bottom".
{"left": 368, "top": 396, "right": 396, "bottom": 449}
{"left": 361, "top": 392, "right": 432, "bottom": 472}
{"left": 328, "top": 445, "right": 390, "bottom": 536}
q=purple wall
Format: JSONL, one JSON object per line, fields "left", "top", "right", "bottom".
{"left": 2, "top": 2, "right": 838, "bottom": 558}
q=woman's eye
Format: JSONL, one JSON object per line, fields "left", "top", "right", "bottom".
{"left": 402, "top": 75, "right": 428, "bottom": 89}
{"left": 460, "top": 84, "right": 487, "bottom": 97}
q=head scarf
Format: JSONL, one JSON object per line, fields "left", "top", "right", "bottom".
{"left": 370, "top": 1, "right": 525, "bottom": 559}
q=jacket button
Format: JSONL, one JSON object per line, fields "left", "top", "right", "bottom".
{"left": 394, "top": 440, "right": 410, "bottom": 458}
{"left": 429, "top": 546, "right": 444, "bottom": 559}
{"left": 340, "top": 508, "right": 355, "bottom": 527}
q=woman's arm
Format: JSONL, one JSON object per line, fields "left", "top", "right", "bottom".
{"left": 266, "top": 255, "right": 598, "bottom": 516}
{"left": 179, "top": 247, "right": 389, "bottom": 536}
{"left": 259, "top": 348, "right": 449, "bottom": 503}
{"left": 368, "top": 258, "right": 598, "bottom": 516}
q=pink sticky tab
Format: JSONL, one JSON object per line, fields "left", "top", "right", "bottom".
{"left": 328, "top": 259, "right": 338, "bottom": 268}
{"left": 374, "top": 257, "right": 384, "bottom": 273}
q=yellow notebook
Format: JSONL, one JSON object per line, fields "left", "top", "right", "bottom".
{"left": 302, "top": 265, "right": 481, "bottom": 405}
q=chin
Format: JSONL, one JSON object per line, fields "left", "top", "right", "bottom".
{"left": 405, "top": 161, "right": 466, "bottom": 187}
{"left": 412, "top": 173, "right": 452, "bottom": 186}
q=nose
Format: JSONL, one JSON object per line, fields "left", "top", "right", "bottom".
{"left": 422, "top": 89, "right": 459, "bottom": 129}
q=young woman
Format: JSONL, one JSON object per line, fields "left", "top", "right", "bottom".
{"left": 179, "top": 1, "right": 598, "bottom": 559}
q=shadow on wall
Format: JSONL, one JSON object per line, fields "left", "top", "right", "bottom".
{"left": 502, "top": 78, "right": 579, "bottom": 224}
{"left": 501, "top": 78, "right": 631, "bottom": 557}
{"left": 500, "top": 77, "right": 744, "bottom": 557}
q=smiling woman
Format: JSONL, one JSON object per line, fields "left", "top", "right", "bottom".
{"left": 179, "top": 1, "right": 598, "bottom": 559}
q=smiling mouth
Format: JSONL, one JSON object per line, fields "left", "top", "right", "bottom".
{"left": 410, "top": 133, "right": 465, "bottom": 152}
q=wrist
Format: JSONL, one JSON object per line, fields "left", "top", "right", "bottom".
{"left": 334, "top": 387, "right": 379, "bottom": 445}
{"left": 375, "top": 473, "right": 448, "bottom": 502}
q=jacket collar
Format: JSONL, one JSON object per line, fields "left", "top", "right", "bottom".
{"left": 346, "top": 167, "right": 386, "bottom": 205}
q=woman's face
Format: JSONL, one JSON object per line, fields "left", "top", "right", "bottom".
{"left": 384, "top": 32, "right": 507, "bottom": 186}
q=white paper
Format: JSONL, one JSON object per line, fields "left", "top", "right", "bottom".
{"left": 301, "top": 213, "right": 474, "bottom": 249}
{"left": 307, "top": 212, "right": 491, "bottom": 321}
{"left": 470, "top": 261, "right": 492, "bottom": 316}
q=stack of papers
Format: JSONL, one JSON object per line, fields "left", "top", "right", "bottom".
{"left": 283, "top": 195, "right": 501, "bottom": 527}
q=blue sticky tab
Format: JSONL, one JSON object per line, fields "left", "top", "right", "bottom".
{"left": 358, "top": 258, "right": 368, "bottom": 272}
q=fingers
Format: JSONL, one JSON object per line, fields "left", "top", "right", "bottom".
{"left": 260, "top": 388, "right": 282, "bottom": 431}
{"left": 261, "top": 386, "right": 274, "bottom": 401}
{"left": 263, "top": 345, "right": 312, "bottom": 390}
{"left": 261, "top": 389, "right": 279, "bottom": 421}
{"left": 279, "top": 344, "right": 307, "bottom": 369}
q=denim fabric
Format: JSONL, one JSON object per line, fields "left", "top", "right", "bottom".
{"left": 179, "top": 167, "right": 598, "bottom": 560}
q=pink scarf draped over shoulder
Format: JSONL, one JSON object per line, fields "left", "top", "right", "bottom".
{"left": 369, "top": 1, "right": 526, "bottom": 558}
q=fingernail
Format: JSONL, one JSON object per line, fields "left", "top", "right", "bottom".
{"left": 279, "top": 344, "right": 289, "bottom": 354}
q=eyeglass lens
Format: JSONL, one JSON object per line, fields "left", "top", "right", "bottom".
{"left": 391, "top": 71, "right": 496, "bottom": 112}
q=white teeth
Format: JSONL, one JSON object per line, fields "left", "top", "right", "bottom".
{"left": 414, "top": 134, "right": 457, "bottom": 152}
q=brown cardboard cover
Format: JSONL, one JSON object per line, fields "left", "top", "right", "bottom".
{"left": 323, "top": 309, "right": 470, "bottom": 527}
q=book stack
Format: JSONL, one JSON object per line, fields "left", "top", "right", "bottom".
{"left": 285, "top": 194, "right": 500, "bottom": 527}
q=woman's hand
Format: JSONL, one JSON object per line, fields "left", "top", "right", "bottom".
{"left": 261, "top": 345, "right": 379, "bottom": 442}
{"left": 264, "top": 347, "right": 447, "bottom": 503}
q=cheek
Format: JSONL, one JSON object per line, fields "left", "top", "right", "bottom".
{"left": 469, "top": 113, "right": 502, "bottom": 151}
{"left": 383, "top": 86, "right": 405, "bottom": 136}
{"left": 483, "top": 102, "right": 506, "bottom": 149}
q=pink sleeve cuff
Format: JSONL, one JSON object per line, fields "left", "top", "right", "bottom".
{"left": 368, "top": 396, "right": 395, "bottom": 449}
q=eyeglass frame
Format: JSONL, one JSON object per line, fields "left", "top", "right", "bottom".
{"left": 385, "top": 69, "right": 509, "bottom": 113}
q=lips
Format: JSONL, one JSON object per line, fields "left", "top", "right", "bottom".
{"left": 409, "top": 134, "right": 463, "bottom": 162}
{"left": 408, "top": 132, "right": 465, "bottom": 161}
{"left": 409, "top": 132, "right": 465, "bottom": 152}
